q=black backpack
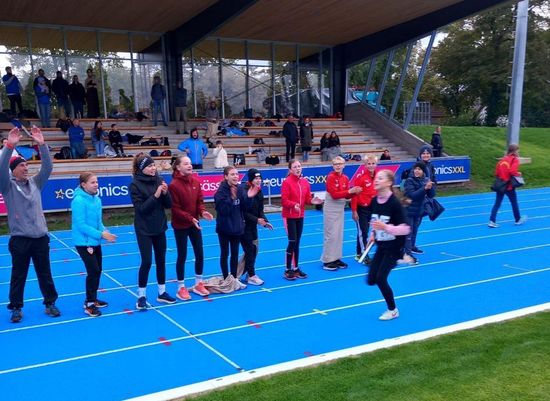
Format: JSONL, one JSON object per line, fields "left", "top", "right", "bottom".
{"left": 253, "top": 138, "right": 265, "bottom": 145}
{"left": 233, "top": 153, "right": 246, "bottom": 166}
{"left": 61, "top": 146, "right": 72, "bottom": 160}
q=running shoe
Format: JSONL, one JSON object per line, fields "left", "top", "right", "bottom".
{"left": 10, "top": 308, "right": 23, "bottom": 323}
{"left": 193, "top": 282, "right": 210, "bottom": 297}
{"left": 136, "top": 296, "right": 148, "bottom": 310}
{"left": 515, "top": 216, "right": 528, "bottom": 225}
{"left": 247, "top": 275, "right": 265, "bottom": 286}
{"left": 293, "top": 268, "right": 308, "bottom": 279}
{"left": 84, "top": 304, "right": 102, "bottom": 317}
{"left": 157, "top": 292, "right": 177, "bottom": 304}
{"left": 488, "top": 221, "right": 499, "bottom": 228}
{"left": 379, "top": 308, "right": 399, "bottom": 321}
{"left": 411, "top": 247, "right": 424, "bottom": 254}
{"left": 176, "top": 287, "right": 191, "bottom": 301}
{"left": 322, "top": 261, "right": 339, "bottom": 271}
{"left": 335, "top": 259, "right": 348, "bottom": 268}
{"left": 45, "top": 304, "right": 61, "bottom": 317}
{"left": 284, "top": 269, "right": 296, "bottom": 280}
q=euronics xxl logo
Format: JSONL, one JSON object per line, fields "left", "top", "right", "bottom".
{"left": 435, "top": 165, "right": 466, "bottom": 175}
{"left": 54, "top": 184, "right": 129, "bottom": 200}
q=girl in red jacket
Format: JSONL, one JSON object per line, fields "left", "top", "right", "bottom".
{"left": 351, "top": 154, "right": 378, "bottom": 264}
{"left": 281, "top": 160, "right": 323, "bottom": 280}
{"left": 321, "top": 156, "right": 362, "bottom": 270}
{"left": 489, "top": 144, "right": 526, "bottom": 227}
{"left": 168, "top": 156, "right": 214, "bottom": 300}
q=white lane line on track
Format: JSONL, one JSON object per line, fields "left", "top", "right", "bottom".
{"left": 1, "top": 266, "right": 549, "bottom": 376}
{"left": 2, "top": 242, "right": 549, "bottom": 334}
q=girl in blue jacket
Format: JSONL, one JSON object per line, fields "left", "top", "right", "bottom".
{"left": 71, "top": 172, "right": 117, "bottom": 317}
{"left": 403, "top": 162, "right": 435, "bottom": 263}
{"left": 214, "top": 166, "right": 247, "bottom": 279}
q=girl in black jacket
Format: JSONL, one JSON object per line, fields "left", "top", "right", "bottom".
{"left": 130, "top": 155, "right": 175, "bottom": 310}
{"left": 214, "top": 166, "right": 247, "bottom": 279}
{"left": 239, "top": 168, "right": 273, "bottom": 285}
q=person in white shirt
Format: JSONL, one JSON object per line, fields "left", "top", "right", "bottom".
{"left": 213, "top": 140, "right": 228, "bottom": 169}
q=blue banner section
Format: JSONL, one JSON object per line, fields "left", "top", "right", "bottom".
{"left": 24, "top": 156, "right": 470, "bottom": 214}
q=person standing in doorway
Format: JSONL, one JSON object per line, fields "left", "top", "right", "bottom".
{"left": 283, "top": 114, "right": 298, "bottom": 163}
{"left": 151, "top": 76, "right": 168, "bottom": 127}
{"left": 0, "top": 126, "right": 60, "bottom": 323}
{"left": 174, "top": 81, "right": 188, "bottom": 134}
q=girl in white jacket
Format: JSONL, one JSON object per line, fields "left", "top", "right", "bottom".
{"left": 213, "top": 140, "right": 229, "bottom": 168}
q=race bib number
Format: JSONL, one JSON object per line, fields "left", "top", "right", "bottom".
{"left": 371, "top": 214, "right": 396, "bottom": 242}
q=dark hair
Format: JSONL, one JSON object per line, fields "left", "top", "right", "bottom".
{"left": 132, "top": 154, "right": 148, "bottom": 174}
{"left": 171, "top": 155, "right": 189, "bottom": 177}
{"left": 215, "top": 140, "right": 222, "bottom": 145}
{"left": 79, "top": 172, "right": 96, "bottom": 186}
{"left": 111, "top": 123, "right": 116, "bottom": 128}
{"left": 507, "top": 144, "right": 519, "bottom": 155}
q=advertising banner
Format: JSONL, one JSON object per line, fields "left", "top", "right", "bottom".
{"left": 0, "top": 156, "right": 470, "bottom": 215}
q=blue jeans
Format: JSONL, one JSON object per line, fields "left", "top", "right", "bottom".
{"left": 152, "top": 99, "right": 167, "bottom": 126}
{"left": 490, "top": 189, "right": 521, "bottom": 223}
{"left": 92, "top": 140, "right": 105, "bottom": 157}
{"left": 404, "top": 215, "right": 423, "bottom": 255}
{"left": 38, "top": 103, "right": 50, "bottom": 127}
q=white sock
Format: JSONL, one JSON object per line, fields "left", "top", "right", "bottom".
{"left": 137, "top": 287, "right": 146, "bottom": 298}
{"left": 177, "top": 280, "right": 185, "bottom": 289}
{"left": 158, "top": 284, "right": 166, "bottom": 294}
{"left": 195, "top": 275, "right": 203, "bottom": 285}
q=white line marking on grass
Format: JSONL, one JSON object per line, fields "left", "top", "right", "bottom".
{"left": 123, "top": 302, "right": 550, "bottom": 401}
{"left": 2, "top": 268, "right": 549, "bottom": 378}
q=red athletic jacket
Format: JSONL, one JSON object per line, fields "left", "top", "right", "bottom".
{"left": 281, "top": 174, "right": 313, "bottom": 218}
{"left": 495, "top": 154, "right": 520, "bottom": 190}
{"left": 326, "top": 171, "right": 354, "bottom": 200}
{"left": 350, "top": 170, "right": 377, "bottom": 211}
{"left": 168, "top": 172, "right": 206, "bottom": 229}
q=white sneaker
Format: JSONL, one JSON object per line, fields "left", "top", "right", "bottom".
{"left": 247, "top": 275, "right": 264, "bottom": 286}
{"left": 379, "top": 308, "right": 399, "bottom": 321}
{"left": 488, "top": 221, "right": 499, "bottom": 228}
{"left": 515, "top": 216, "right": 527, "bottom": 225}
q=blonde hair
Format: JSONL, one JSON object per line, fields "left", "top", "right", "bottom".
{"left": 364, "top": 154, "right": 378, "bottom": 162}
{"left": 332, "top": 156, "right": 345, "bottom": 164}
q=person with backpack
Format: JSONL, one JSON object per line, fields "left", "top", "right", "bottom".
{"left": 299, "top": 116, "right": 313, "bottom": 162}
{"left": 402, "top": 162, "right": 435, "bottom": 264}
{"left": 214, "top": 166, "right": 247, "bottom": 280}
{"left": 0, "top": 126, "right": 61, "bottom": 323}
{"left": 71, "top": 172, "right": 117, "bottom": 317}
{"left": 367, "top": 169, "right": 410, "bottom": 321}
{"left": 168, "top": 156, "right": 213, "bottom": 300}
{"left": 488, "top": 144, "right": 527, "bottom": 228}
{"left": 238, "top": 168, "right": 273, "bottom": 285}
{"left": 281, "top": 160, "right": 324, "bottom": 280}
{"left": 177, "top": 128, "right": 208, "bottom": 169}
{"left": 130, "top": 155, "right": 176, "bottom": 310}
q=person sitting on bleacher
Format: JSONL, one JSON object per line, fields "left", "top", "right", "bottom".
{"left": 68, "top": 119, "right": 87, "bottom": 159}
{"left": 108, "top": 123, "right": 125, "bottom": 157}
{"left": 177, "top": 127, "right": 208, "bottom": 170}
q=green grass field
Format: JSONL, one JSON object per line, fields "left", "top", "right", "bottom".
{"left": 409, "top": 125, "right": 550, "bottom": 190}
{"left": 186, "top": 311, "right": 550, "bottom": 401}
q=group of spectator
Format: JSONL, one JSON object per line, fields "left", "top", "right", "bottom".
{"left": 67, "top": 120, "right": 125, "bottom": 159}
{"left": 2, "top": 66, "right": 101, "bottom": 126}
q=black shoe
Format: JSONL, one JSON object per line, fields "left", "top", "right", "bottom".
{"left": 335, "top": 259, "right": 348, "bottom": 268}
{"left": 293, "top": 268, "right": 308, "bottom": 279}
{"left": 45, "top": 304, "right": 61, "bottom": 317}
{"left": 157, "top": 292, "right": 177, "bottom": 304}
{"left": 83, "top": 299, "right": 109, "bottom": 309}
{"left": 10, "top": 308, "right": 23, "bottom": 323}
{"left": 411, "top": 247, "right": 424, "bottom": 255}
{"left": 323, "top": 262, "right": 339, "bottom": 271}
{"left": 136, "top": 296, "right": 148, "bottom": 310}
{"left": 363, "top": 256, "right": 372, "bottom": 266}
{"left": 84, "top": 304, "right": 102, "bottom": 317}
{"left": 284, "top": 269, "right": 297, "bottom": 280}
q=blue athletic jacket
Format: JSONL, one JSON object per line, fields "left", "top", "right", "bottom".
{"left": 214, "top": 180, "right": 246, "bottom": 236}
{"left": 71, "top": 186, "right": 105, "bottom": 246}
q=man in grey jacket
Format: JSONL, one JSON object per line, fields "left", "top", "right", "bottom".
{"left": 0, "top": 126, "right": 60, "bottom": 323}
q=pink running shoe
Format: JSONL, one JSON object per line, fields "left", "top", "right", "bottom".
{"left": 176, "top": 287, "right": 191, "bottom": 301}
{"left": 193, "top": 282, "right": 210, "bottom": 297}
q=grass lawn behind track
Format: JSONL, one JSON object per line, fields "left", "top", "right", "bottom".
{"left": 409, "top": 125, "right": 550, "bottom": 191}
{"left": 185, "top": 311, "right": 550, "bottom": 401}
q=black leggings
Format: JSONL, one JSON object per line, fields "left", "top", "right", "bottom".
{"left": 285, "top": 218, "right": 304, "bottom": 270}
{"left": 136, "top": 232, "right": 167, "bottom": 288}
{"left": 241, "top": 236, "right": 258, "bottom": 276}
{"left": 174, "top": 226, "right": 204, "bottom": 281}
{"left": 367, "top": 246, "right": 399, "bottom": 310}
{"left": 218, "top": 232, "right": 243, "bottom": 279}
{"left": 76, "top": 245, "right": 103, "bottom": 303}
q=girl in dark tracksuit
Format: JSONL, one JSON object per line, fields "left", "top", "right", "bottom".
{"left": 130, "top": 155, "right": 175, "bottom": 310}
{"left": 403, "top": 162, "right": 435, "bottom": 262}
{"left": 214, "top": 166, "right": 247, "bottom": 279}
{"left": 368, "top": 169, "right": 410, "bottom": 321}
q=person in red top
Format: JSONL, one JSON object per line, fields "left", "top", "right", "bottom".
{"left": 489, "top": 144, "right": 526, "bottom": 228}
{"left": 321, "top": 156, "right": 362, "bottom": 270}
{"left": 351, "top": 154, "right": 378, "bottom": 264}
{"left": 168, "top": 156, "right": 214, "bottom": 300}
{"left": 281, "top": 160, "right": 323, "bottom": 280}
